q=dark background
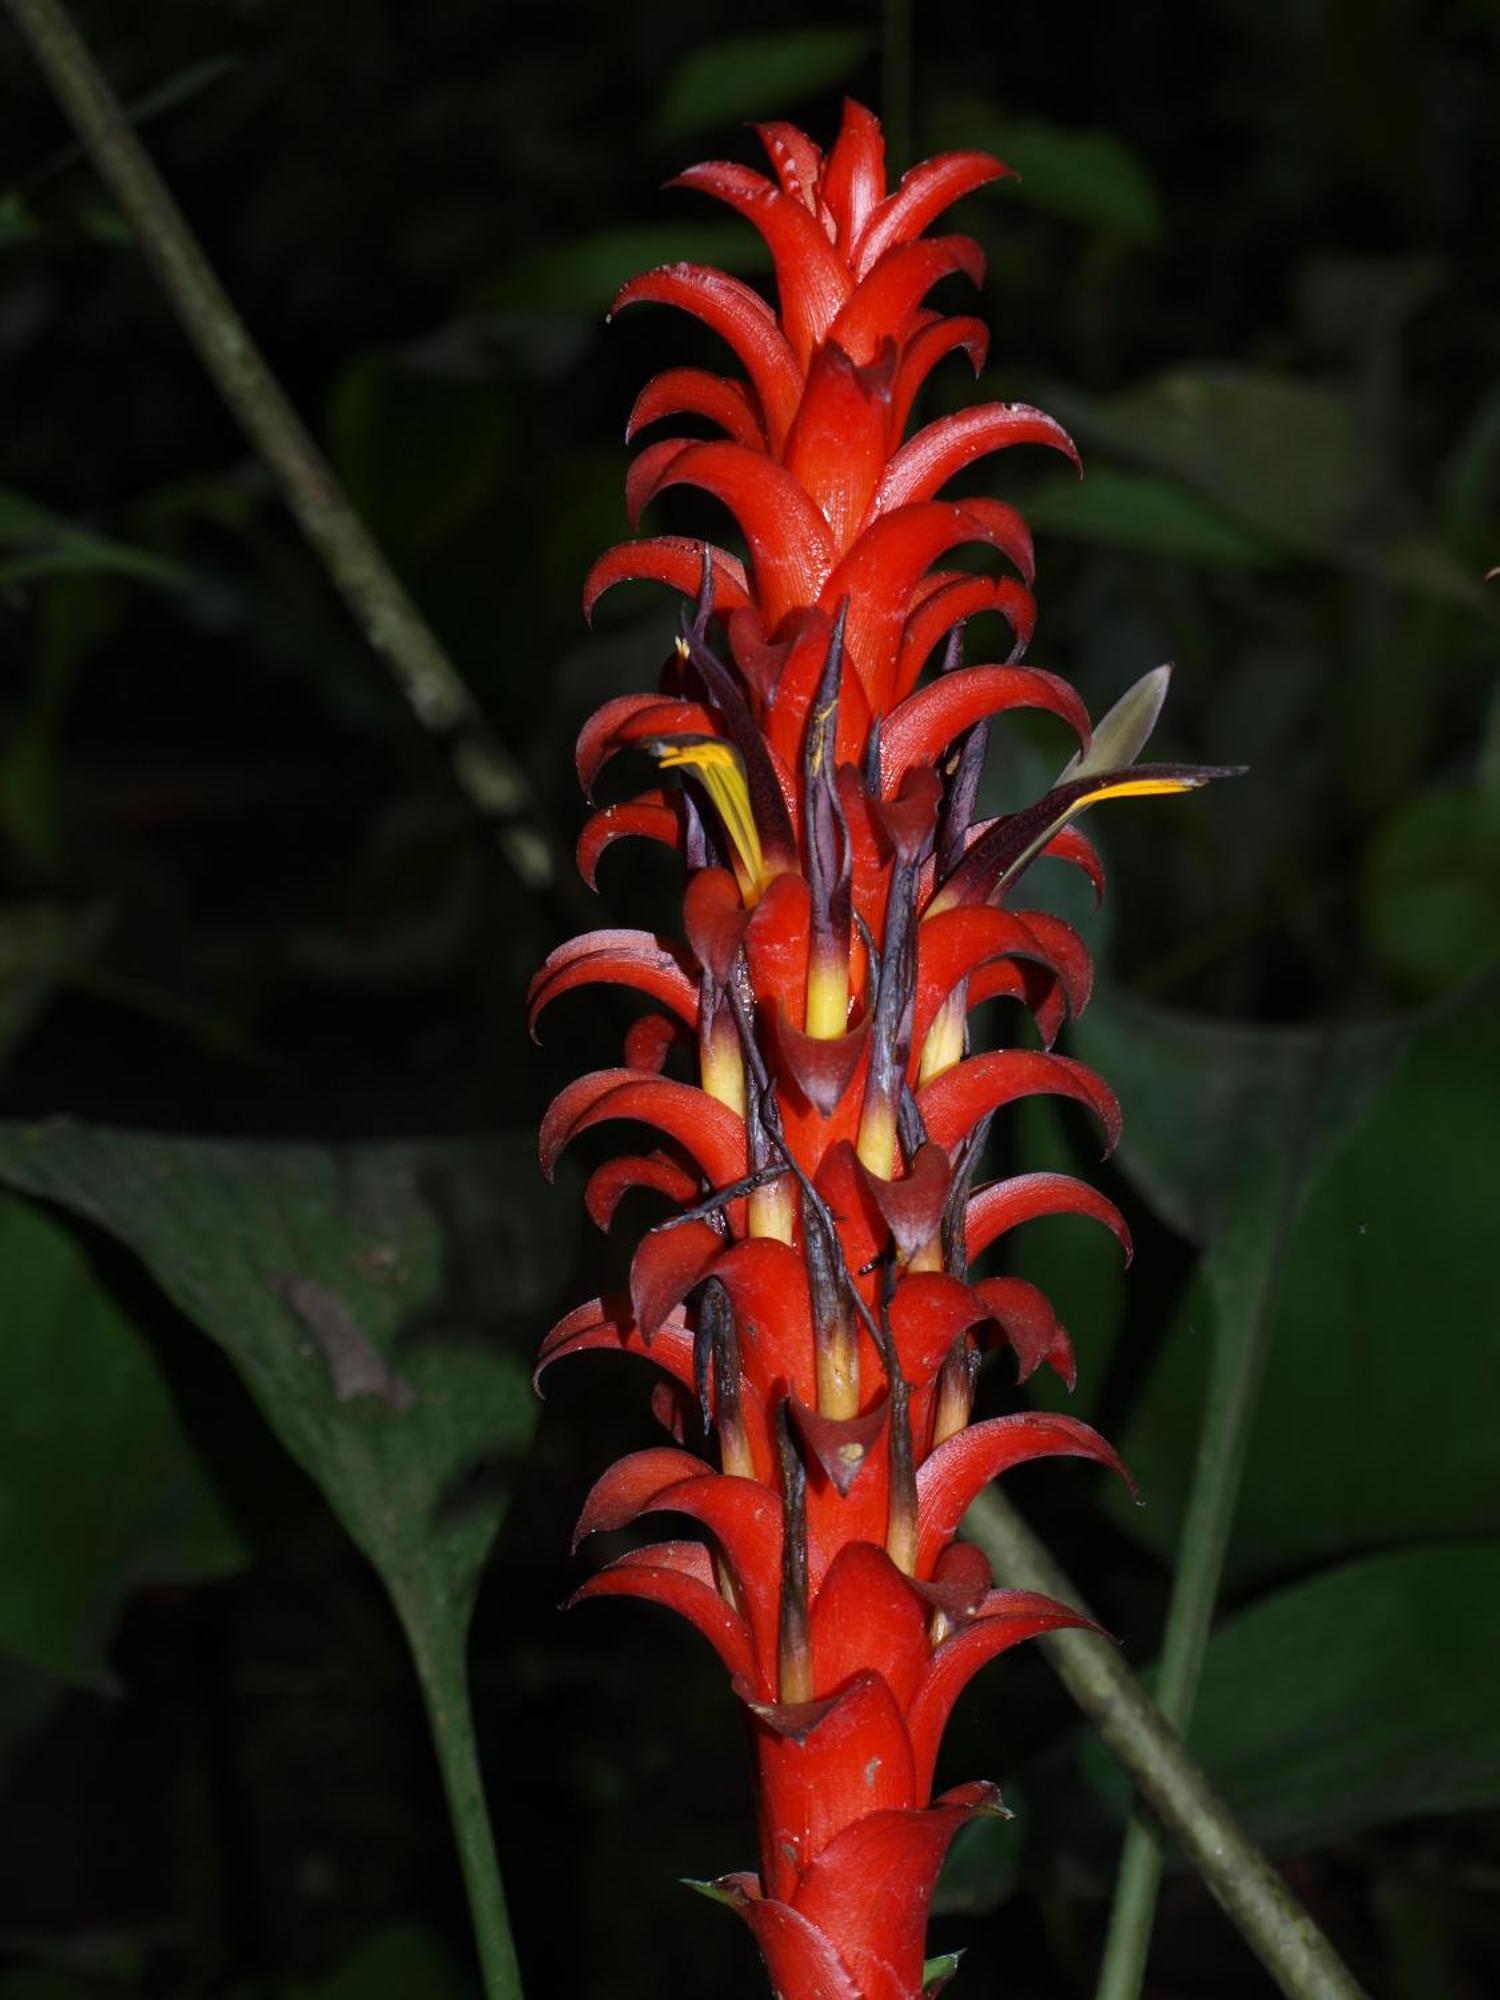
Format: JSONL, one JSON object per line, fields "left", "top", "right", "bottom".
{"left": 1, "top": 2, "right": 1497, "bottom": 1995}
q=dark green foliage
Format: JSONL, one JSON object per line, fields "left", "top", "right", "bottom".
{"left": 1, "top": 0, "right": 1497, "bottom": 1993}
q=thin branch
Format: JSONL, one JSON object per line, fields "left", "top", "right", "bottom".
{"left": 962, "top": 1488, "right": 1370, "bottom": 2000}
{"left": 4, "top": 0, "right": 581, "bottom": 920}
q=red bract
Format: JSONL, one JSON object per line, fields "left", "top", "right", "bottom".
{"left": 537, "top": 100, "right": 1235, "bottom": 1998}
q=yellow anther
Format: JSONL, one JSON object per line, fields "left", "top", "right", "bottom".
{"left": 654, "top": 737, "right": 767, "bottom": 897}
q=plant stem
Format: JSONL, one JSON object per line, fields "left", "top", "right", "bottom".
{"left": 1097, "top": 1089, "right": 1322, "bottom": 1998}
{"left": 403, "top": 1612, "right": 524, "bottom": 2000}
{"left": 3, "top": 0, "right": 578, "bottom": 918}
{"left": 962, "top": 1488, "right": 1369, "bottom": 2000}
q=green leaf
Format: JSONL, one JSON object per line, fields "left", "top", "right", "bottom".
{"left": 0, "top": 488, "right": 187, "bottom": 590}
{"left": 933, "top": 1790, "right": 1029, "bottom": 1916}
{"left": 0, "top": 191, "right": 39, "bottom": 250}
{"left": 922, "top": 1950, "right": 964, "bottom": 1995}
{"left": 1109, "top": 977, "right": 1500, "bottom": 1583}
{"left": 1046, "top": 370, "right": 1492, "bottom": 608}
{"left": 226, "top": 1922, "right": 473, "bottom": 2000}
{"left": 1062, "top": 663, "right": 1173, "bottom": 783}
{"left": 931, "top": 100, "right": 1163, "bottom": 240}
{"left": 1074, "top": 985, "right": 1406, "bottom": 1246}
{"left": 1087, "top": 1545, "right": 1500, "bottom": 1851}
{"left": 0, "top": 1191, "right": 246, "bottom": 1684}
{"left": 0, "top": 1123, "right": 566, "bottom": 1998}
{"left": 652, "top": 29, "right": 873, "bottom": 142}
{"left": 478, "top": 222, "right": 770, "bottom": 314}
{"left": 1362, "top": 785, "right": 1500, "bottom": 998}
{"left": 324, "top": 357, "right": 513, "bottom": 559}
{"left": 1024, "top": 468, "right": 1277, "bottom": 570}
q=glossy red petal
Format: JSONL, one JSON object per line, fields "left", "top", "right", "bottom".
{"left": 527, "top": 930, "right": 699, "bottom": 1037}
{"left": 748, "top": 1670, "right": 918, "bottom": 1899}
{"left": 824, "top": 502, "right": 1032, "bottom": 707}
{"left": 889, "top": 314, "right": 989, "bottom": 445}
{"left": 912, "top": 907, "right": 1054, "bottom": 1055}
{"left": 623, "top": 437, "right": 697, "bottom": 527}
{"left": 572, "top": 1445, "right": 708, "bottom": 1547}
{"left": 575, "top": 694, "right": 716, "bottom": 797}
{"left": 893, "top": 572, "right": 1037, "bottom": 698}
{"left": 581, "top": 536, "right": 749, "bottom": 623}
{"left": 888, "top": 1272, "right": 988, "bottom": 1386}
{"left": 858, "top": 1141, "right": 951, "bottom": 1260}
{"left": 713, "top": 1237, "right": 817, "bottom": 1408}
{"left": 1041, "top": 822, "right": 1107, "bottom": 903}
{"left": 533, "top": 1296, "right": 694, "bottom": 1394}
{"left": 683, "top": 866, "right": 750, "bottom": 987}
{"left": 820, "top": 98, "right": 887, "bottom": 253}
{"left": 745, "top": 871, "right": 812, "bottom": 1021}
{"left": 965, "top": 1169, "right": 1132, "bottom": 1266}
{"left": 712, "top": 1878, "right": 862, "bottom": 2000}
{"left": 905, "top": 1592, "right": 1097, "bottom": 1793}
{"left": 649, "top": 1473, "right": 785, "bottom": 1683}
{"left": 869, "top": 402, "right": 1079, "bottom": 519}
{"left": 852, "top": 150, "right": 1013, "bottom": 276}
{"left": 612, "top": 263, "right": 802, "bottom": 447}
{"left": 540, "top": 1070, "right": 748, "bottom": 1189}
{"left": 630, "top": 1217, "right": 724, "bottom": 1339}
{"left": 636, "top": 440, "right": 837, "bottom": 630}
{"left": 570, "top": 1541, "right": 758, "bottom": 1688}
{"left": 754, "top": 121, "right": 826, "bottom": 214}
{"left": 792, "top": 1783, "right": 1006, "bottom": 1998}
{"left": 672, "top": 161, "right": 852, "bottom": 368}
{"left": 576, "top": 792, "right": 682, "bottom": 890}
{"left": 783, "top": 338, "right": 899, "bottom": 552}
{"left": 583, "top": 1149, "right": 699, "bottom": 1231}
{"left": 808, "top": 1539, "right": 930, "bottom": 1712}
{"left": 915, "top": 1412, "right": 1137, "bottom": 1574}
{"left": 828, "top": 236, "right": 986, "bottom": 367}
{"left": 970, "top": 1275, "right": 1075, "bottom": 1387}
{"left": 626, "top": 366, "right": 767, "bottom": 449}
{"left": 918, "top": 1050, "right": 1122, "bottom": 1158}
{"left": 775, "top": 1006, "right": 870, "bottom": 1117}
{"left": 880, "top": 665, "right": 1090, "bottom": 795}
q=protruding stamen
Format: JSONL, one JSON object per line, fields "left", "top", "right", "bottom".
{"left": 655, "top": 736, "right": 768, "bottom": 902}
{"left": 805, "top": 1188, "right": 859, "bottom": 1418}
{"left": 699, "top": 983, "right": 747, "bottom": 1117}
{"left": 932, "top": 1336, "right": 981, "bottom": 1449}
{"left": 775, "top": 1402, "right": 814, "bottom": 1704}
{"left": 884, "top": 1367, "right": 920, "bottom": 1577}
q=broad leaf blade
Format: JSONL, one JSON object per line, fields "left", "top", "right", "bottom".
{"left": 0, "top": 1191, "right": 245, "bottom": 1685}
{"left": 1086, "top": 1545, "right": 1500, "bottom": 1851}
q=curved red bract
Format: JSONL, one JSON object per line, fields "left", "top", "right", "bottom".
{"left": 534, "top": 98, "right": 1221, "bottom": 1999}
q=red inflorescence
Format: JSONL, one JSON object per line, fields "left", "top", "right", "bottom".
{"left": 533, "top": 99, "right": 1228, "bottom": 1999}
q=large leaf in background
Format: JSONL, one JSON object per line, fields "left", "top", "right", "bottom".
{"left": 1022, "top": 467, "right": 1278, "bottom": 570}
{"left": 931, "top": 99, "right": 1164, "bottom": 241}
{"left": 0, "top": 1191, "right": 246, "bottom": 1685}
{"left": 1085, "top": 1545, "right": 1500, "bottom": 1851}
{"left": 1072, "top": 985, "right": 1406, "bottom": 1247}
{"left": 227, "top": 1922, "right": 472, "bottom": 1999}
{"left": 0, "top": 1125, "right": 557, "bottom": 1655}
{"left": 0, "top": 488, "right": 187, "bottom": 591}
{"left": 1101, "top": 977, "right": 1499, "bottom": 1582}
{"left": 1361, "top": 784, "right": 1500, "bottom": 998}
{"left": 1045, "top": 368, "right": 1491, "bottom": 610}
{"left": 651, "top": 27, "right": 872, "bottom": 141}
{"left": 0, "top": 1125, "right": 562, "bottom": 1993}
